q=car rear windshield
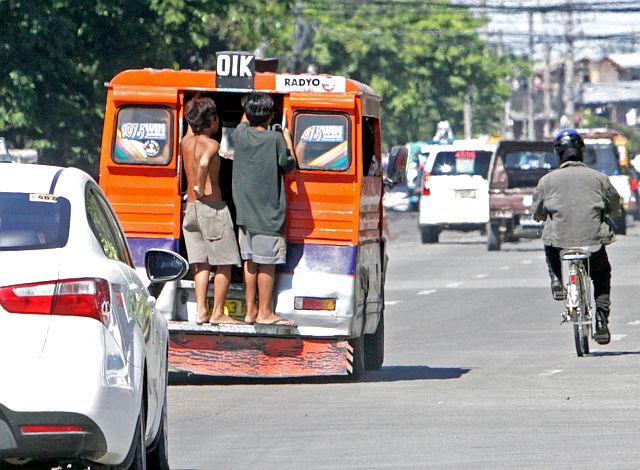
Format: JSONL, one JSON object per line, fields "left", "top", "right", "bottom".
{"left": 498, "top": 151, "right": 559, "bottom": 188}
{"left": 0, "top": 193, "right": 71, "bottom": 250}
{"left": 430, "top": 150, "right": 493, "bottom": 177}
{"left": 583, "top": 143, "right": 620, "bottom": 176}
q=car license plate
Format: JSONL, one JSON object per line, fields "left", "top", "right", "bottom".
{"left": 456, "top": 189, "right": 476, "bottom": 198}
{"left": 206, "top": 299, "right": 245, "bottom": 321}
{"left": 224, "top": 299, "right": 244, "bottom": 320}
{"left": 520, "top": 214, "right": 542, "bottom": 226}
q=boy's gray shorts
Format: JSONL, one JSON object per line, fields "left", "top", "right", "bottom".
{"left": 182, "top": 200, "right": 241, "bottom": 266}
{"left": 238, "top": 226, "right": 286, "bottom": 264}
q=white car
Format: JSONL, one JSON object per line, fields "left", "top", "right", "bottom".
{"left": 418, "top": 141, "right": 496, "bottom": 243}
{"left": 0, "top": 164, "right": 187, "bottom": 469}
{"left": 583, "top": 138, "right": 632, "bottom": 235}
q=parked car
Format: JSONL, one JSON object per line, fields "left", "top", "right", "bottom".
{"left": 417, "top": 141, "right": 496, "bottom": 243}
{"left": 582, "top": 137, "right": 631, "bottom": 234}
{"left": 487, "top": 140, "right": 558, "bottom": 251}
{"left": 0, "top": 163, "right": 187, "bottom": 469}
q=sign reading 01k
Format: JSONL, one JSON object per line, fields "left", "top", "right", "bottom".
{"left": 215, "top": 52, "right": 255, "bottom": 89}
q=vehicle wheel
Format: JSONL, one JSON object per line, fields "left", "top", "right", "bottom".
{"left": 613, "top": 209, "right": 627, "bottom": 235}
{"left": 364, "top": 312, "right": 384, "bottom": 370}
{"left": 420, "top": 226, "right": 439, "bottom": 244}
{"left": 573, "top": 310, "right": 590, "bottom": 357}
{"left": 487, "top": 224, "right": 501, "bottom": 251}
{"left": 126, "top": 404, "right": 147, "bottom": 470}
{"left": 146, "top": 385, "right": 169, "bottom": 469}
{"left": 479, "top": 225, "right": 487, "bottom": 236}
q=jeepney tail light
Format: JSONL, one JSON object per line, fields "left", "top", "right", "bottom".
{"left": 629, "top": 176, "right": 638, "bottom": 192}
{"left": 294, "top": 297, "right": 336, "bottom": 311}
{"left": 569, "top": 272, "right": 577, "bottom": 284}
{"left": 422, "top": 172, "right": 431, "bottom": 196}
{"left": 0, "top": 278, "right": 111, "bottom": 325}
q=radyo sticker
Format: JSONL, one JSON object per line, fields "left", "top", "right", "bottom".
{"left": 276, "top": 75, "right": 346, "bottom": 93}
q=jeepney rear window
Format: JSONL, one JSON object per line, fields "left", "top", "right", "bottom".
{"left": 112, "top": 107, "right": 173, "bottom": 165}
{"left": 293, "top": 113, "right": 350, "bottom": 171}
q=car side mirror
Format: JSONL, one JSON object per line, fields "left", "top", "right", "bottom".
{"left": 145, "top": 249, "right": 189, "bottom": 284}
{"left": 385, "top": 145, "right": 408, "bottom": 186}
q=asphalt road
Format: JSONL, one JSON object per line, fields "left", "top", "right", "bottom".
{"left": 168, "top": 210, "right": 640, "bottom": 470}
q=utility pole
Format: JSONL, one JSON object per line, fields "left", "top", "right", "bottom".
{"left": 291, "top": 0, "right": 305, "bottom": 73}
{"left": 527, "top": 10, "right": 536, "bottom": 140}
{"left": 464, "top": 93, "right": 473, "bottom": 139}
{"left": 543, "top": 41, "right": 552, "bottom": 138}
{"left": 563, "top": 0, "right": 575, "bottom": 123}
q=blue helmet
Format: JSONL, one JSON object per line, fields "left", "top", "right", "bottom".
{"left": 553, "top": 129, "right": 584, "bottom": 159}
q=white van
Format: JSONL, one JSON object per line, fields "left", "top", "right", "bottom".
{"left": 417, "top": 141, "right": 496, "bottom": 243}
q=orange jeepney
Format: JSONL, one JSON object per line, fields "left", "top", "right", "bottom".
{"left": 99, "top": 52, "right": 406, "bottom": 378}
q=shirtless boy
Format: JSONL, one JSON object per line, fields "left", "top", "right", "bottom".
{"left": 182, "top": 97, "right": 242, "bottom": 325}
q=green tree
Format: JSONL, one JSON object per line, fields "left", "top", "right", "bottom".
{"left": 304, "top": 1, "right": 518, "bottom": 147}
{"left": 1, "top": 0, "right": 520, "bottom": 173}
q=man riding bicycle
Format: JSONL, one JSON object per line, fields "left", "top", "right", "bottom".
{"left": 532, "top": 129, "right": 620, "bottom": 345}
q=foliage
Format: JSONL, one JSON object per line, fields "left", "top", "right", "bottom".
{"left": 304, "top": 1, "right": 517, "bottom": 147}
{"left": 1, "top": 0, "right": 517, "bottom": 173}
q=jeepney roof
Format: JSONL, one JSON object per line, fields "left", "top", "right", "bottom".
{"left": 108, "top": 68, "right": 380, "bottom": 98}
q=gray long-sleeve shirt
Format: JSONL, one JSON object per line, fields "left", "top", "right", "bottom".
{"left": 232, "top": 122, "right": 296, "bottom": 235}
{"left": 532, "top": 160, "right": 620, "bottom": 247}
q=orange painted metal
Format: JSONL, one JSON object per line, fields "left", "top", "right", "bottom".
{"left": 169, "top": 333, "right": 352, "bottom": 377}
{"left": 108, "top": 69, "right": 371, "bottom": 95}
{"left": 285, "top": 172, "right": 359, "bottom": 244}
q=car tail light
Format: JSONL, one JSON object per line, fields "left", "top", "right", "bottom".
{"left": 0, "top": 278, "right": 111, "bottom": 324}
{"left": 21, "top": 425, "right": 85, "bottom": 434}
{"left": 294, "top": 296, "right": 336, "bottom": 310}
{"left": 629, "top": 176, "right": 638, "bottom": 193}
{"left": 422, "top": 172, "right": 431, "bottom": 196}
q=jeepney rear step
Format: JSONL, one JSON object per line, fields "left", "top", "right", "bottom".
{"left": 168, "top": 321, "right": 353, "bottom": 378}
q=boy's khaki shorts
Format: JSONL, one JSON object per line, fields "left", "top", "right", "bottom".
{"left": 182, "top": 200, "right": 241, "bottom": 266}
{"left": 238, "top": 226, "right": 286, "bottom": 264}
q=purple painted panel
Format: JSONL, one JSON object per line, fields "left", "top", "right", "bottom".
{"left": 128, "top": 237, "right": 179, "bottom": 267}
{"left": 279, "top": 243, "right": 357, "bottom": 276}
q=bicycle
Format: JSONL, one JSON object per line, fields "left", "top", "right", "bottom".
{"left": 560, "top": 248, "right": 593, "bottom": 357}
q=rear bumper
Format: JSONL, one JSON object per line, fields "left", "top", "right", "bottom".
{"left": 0, "top": 404, "right": 107, "bottom": 463}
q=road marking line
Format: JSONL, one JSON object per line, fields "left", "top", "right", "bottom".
{"left": 446, "top": 282, "right": 462, "bottom": 288}
{"left": 612, "top": 334, "right": 627, "bottom": 341}
{"left": 498, "top": 266, "right": 511, "bottom": 270}
{"left": 384, "top": 300, "right": 402, "bottom": 306}
{"left": 540, "top": 369, "right": 563, "bottom": 377}
{"left": 475, "top": 273, "right": 489, "bottom": 279}
{"left": 521, "top": 259, "right": 533, "bottom": 265}
{"left": 628, "top": 320, "right": 640, "bottom": 326}
{"left": 417, "top": 289, "right": 437, "bottom": 296}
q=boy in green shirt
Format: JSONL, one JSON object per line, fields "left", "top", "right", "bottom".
{"left": 233, "top": 92, "right": 298, "bottom": 325}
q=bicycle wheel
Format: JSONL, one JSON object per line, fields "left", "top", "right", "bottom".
{"left": 573, "top": 309, "right": 589, "bottom": 356}
{"left": 573, "top": 262, "right": 590, "bottom": 356}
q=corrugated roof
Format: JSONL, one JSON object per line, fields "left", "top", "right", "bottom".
{"left": 607, "top": 53, "right": 640, "bottom": 70}
{"left": 580, "top": 81, "right": 640, "bottom": 105}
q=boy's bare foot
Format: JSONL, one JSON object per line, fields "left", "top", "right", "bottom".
{"left": 208, "top": 315, "right": 245, "bottom": 325}
{"left": 195, "top": 313, "right": 211, "bottom": 325}
{"left": 255, "top": 314, "right": 295, "bottom": 326}
{"left": 244, "top": 308, "right": 258, "bottom": 325}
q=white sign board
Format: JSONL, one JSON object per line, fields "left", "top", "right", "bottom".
{"left": 275, "top": 75, "right": 346, "bottom": 93}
